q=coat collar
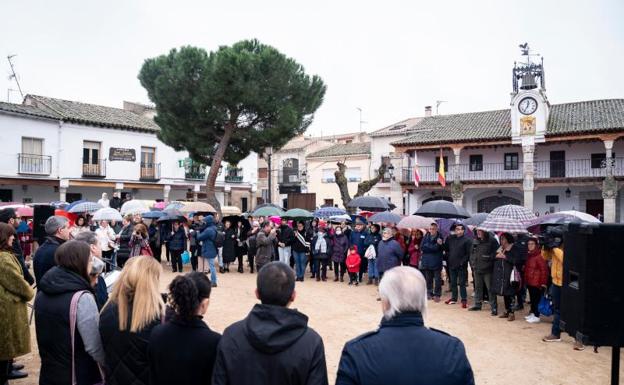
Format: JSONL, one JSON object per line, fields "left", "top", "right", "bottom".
{"left": 380, "top": 311, "right": 425, "bottom": 328}
{"left": 171, "top": 315, "right": 210, "bottom": 329}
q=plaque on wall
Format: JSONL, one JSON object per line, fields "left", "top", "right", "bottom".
{"left": 520, "top": 116, "right": 536, "bottom": 136}
{"left": 109, "top": 148, "right": 136, "bottom": 161}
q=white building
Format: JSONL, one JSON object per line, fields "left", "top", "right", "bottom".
{"left": 0, "top": 95, "right": 258, "bottom": 211}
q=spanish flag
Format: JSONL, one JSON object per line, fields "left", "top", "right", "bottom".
{"left": 438, "top": 149, "right": 446, "bottom": 187}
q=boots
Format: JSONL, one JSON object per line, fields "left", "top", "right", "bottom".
{"left": 333, "top": 276, "right": 339, "bottom": 282}
{"left": 367, "top": 279, "right": 373, "bottom": 285}
{"left": 375, "top": 278, "right": 379, "bottom": 286}
{"left": 339, "top": 275, "right": 344, "bottom": 282}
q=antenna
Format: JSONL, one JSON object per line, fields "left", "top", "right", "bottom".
{"left": 7, "top": 55, "right": 24, "bottom": 99}
{"left": 435, "top": 100, "right": 447, "bottom": 115}
{"left": 356, "top": 107, "right": 367, "bottom": 132}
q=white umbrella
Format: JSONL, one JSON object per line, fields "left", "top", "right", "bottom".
{"left": 120, "top": 200, "right": 149, "bottom": 215}
{"left": 557, "top": 210, "right": 601, "bottom": 223}
{"left": 93, "top": 207, "right": 123, "bottom": 222}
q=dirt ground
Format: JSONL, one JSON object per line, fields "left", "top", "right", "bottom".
{"left": 14, "top": 262, "right": 620, "bottom": 385}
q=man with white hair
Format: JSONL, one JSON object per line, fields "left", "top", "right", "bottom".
{"left": 336, "top": 266, "right": 474, "bottom": 385}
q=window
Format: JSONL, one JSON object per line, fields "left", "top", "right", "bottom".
{"left": 322, "top": 169, "right": 335, "bottom": 183}
{"left": 346, "top": 167, "right": 362, "bottom": 182}
{"left": 241, "top": 197, "right": 248, "bottom": 213}
{"left": 20, "top": 137, "right": 46, "bottom": 174}
{"left": 22, "top": 137, "right": 43, "bottom": 155}
{"left": 504, "top": 153, "right": 519, "bottom": 170}
{"left": 469, "top": 155, "right": 483, "bottom": 171}
{"left": 324, "top": 199, "right": 334, "bottom": 207}
{"left": 381, "top": 156, "right": 392, "bottom": 182}
{"left": 545, "top": 195, "right": 559, "bottom": 204}
{"left": 141, "top": 147, "right": 157, "bottom": 179}
{"left": 82, "top": 141, "right": 103, "bottom": 176}
{"left": 591, "top": 153, "right": 616, "bottom": 169}
{"left": 258, "top": 167, "right": 268, "bottom": 179}
{"left": 435, "top": 156, "right": 449, "bottom": 172}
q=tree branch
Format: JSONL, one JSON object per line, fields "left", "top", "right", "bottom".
{"left": 334, "top": 160, "right": 352, "bottom": 211}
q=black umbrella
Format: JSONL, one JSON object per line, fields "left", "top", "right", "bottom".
{"left": 347, "top": 196, "right": 392, "bottom": 212}
{"left": 157, "top": 209, "right": 187, "bottom": 223}
{"left": 414, "top": 200, "right": 471, "bottom": 219}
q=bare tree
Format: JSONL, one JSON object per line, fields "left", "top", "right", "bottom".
{"left": 334, "top": 160, "right": 388, "bottom": 212}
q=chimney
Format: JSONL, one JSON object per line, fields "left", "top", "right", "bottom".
{"left": 424, "top": 106, "right": 432, "bottom": 117}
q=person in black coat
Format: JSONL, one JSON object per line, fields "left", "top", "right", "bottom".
{"left": 336, "top": 266, "right": 474, "bottom": 385}
{"left": 115, "top": 216, "right": 134, "bottom": 268}
{"left": 221, "top": 220, "right": 237, "bottom": 273}
{"left": 246, "top": 222, "right": 260, "bottom": 274}
{"left": 149, "top": 272, "right": 220, "bottom": 385}
{"left": 212, "top": 262, "right": 328, "bottom": 385}
{"left": 442, "top": 223, "right": 473, "bottom": 307}
{"left": 33, "top": 215, "right": 71, "bottom": 284}
{"left": 234, "top": 220, "right": 248, "bottom": 273}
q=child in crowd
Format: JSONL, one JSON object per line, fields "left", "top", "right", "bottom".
{"left": 346, "top": 245, "right": 361, "bottom": 286}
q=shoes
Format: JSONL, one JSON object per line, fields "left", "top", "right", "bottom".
{"left": 499, "top": 312, "right": 510, "bottom": 318}
{"left": 542, "top": 334, "right": 562, "bottom": 342}
{"left": 507, "top": 313, "right": 515, "bottom": 321}
{"left": 322, "top": 277, "right": 327, "bottom": 282}
{"left": 434, "top": 296, "right": 441, "bottom": 303}
{"left": 238, "top": 267, "right": 244, "bottom": 273}
{"left": 374, "top": 278, "right": 379, "bottom": 286}
{"left": 211, "top": 282, "right": 218, "bottom": 288}
{"left": 7, "top": 370, "right": 28, "bottom": 380}
{"left": 367, "top": 279, "right": 373, "bottom": 285}
{"left": 340, "top": 276, "right": 344, "bottom": 282}
{"left": 524, "top": 313, "right": 535, "bottom": 320}
{"left": 573, "top": 341, "right": 586, "bottom": 351}
{"left": 491, "top": 310, "right": 498, "bottom": 316}
{"left": 355, "top": 281, "right": 359, "bottom": 286}
{"left": 461, "top": 301, "right": 467, "bottom": 309}
{"left": 334, "top": 277, "right": 339, "bottom": 282}
{"left": 526, "top": 315, "right": 540, "bottom": 324}
{"left": 172, "top": 269, "right": 178, "bottom": 273}
{"left": 316, "top": 276, "right": 321, "bottom": 282}
{"left": 468, "top": 306, "right": 482, "bottom": 311}
{"left": 348, "top": 281, "right": 353, "bottom": 285}
{"left": 445, "top": 299, "right": 457, "bottom": 305}
{"left": 219, "top": 267, "right": 225, "bottom": 273}
{"left": 11, "top": 363, "right": 25, "bottom": 371}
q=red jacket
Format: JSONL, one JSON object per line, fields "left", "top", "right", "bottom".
{"left": 407, "top": 233, "right": 423, "bottom": 267}
{"left": 524, "top": 249, "right": 549, "bottom": 287}
{"left": 346, "top": 251, "right": 361, "bottom": 273}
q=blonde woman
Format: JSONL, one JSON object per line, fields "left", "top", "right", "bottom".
{"left": 99, "top": 256, "right": 164, "bottom": 385}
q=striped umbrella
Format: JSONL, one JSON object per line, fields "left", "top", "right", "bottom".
{"left": 478, "top": 216, "right": 528, "bottom": 233}
{"left": 313, "top": 207, "right": 346, "bottom": 219}
{"left": 489, "top": 204, "right": 536, "bottom": 224}
{"left": 68, "top": 201, "right": 103, "bottom": 214}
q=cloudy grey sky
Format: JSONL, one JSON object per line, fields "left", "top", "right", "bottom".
{"left": 2, "top": 0, "right": 623, "bottom": 136}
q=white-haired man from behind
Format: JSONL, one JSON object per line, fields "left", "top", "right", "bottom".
{"left": 336, "top": 266, "right": 474, "bottom": 385}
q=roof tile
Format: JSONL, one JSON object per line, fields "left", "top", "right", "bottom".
{"left": 307, "top": 142, "right": 370, "bottom": 158}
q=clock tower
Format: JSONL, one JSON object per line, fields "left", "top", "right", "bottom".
{"left": 510, "top": 43, "right": 549, "bottom": 146}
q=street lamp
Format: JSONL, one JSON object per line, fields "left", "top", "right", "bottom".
{"left": 266, "top": 147, "right": 273, "bottom": 204}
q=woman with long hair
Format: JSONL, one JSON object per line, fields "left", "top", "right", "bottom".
{"left": 71, "top": 216, "right": 90, "bottom": 239}
{"left": 407, "top": 229, "right": 424, "bottom": 269}
{"left": 129, "top": 223, "right": 152, "bottom": 258}
{"left": 99, "top": 256, "right": 165, "bottom": 385}
{"left": 0, "top": 223, "right": 34, "bottom": 384}
{"left": 34, "top": 240, "right": 105, "bottom": 385}
{"left": 149, "top": 272, "right": 221, "bottom": 385}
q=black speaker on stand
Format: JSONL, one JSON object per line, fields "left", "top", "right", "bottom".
{"left": 33, "top": 205, "right": 56, "bottom": 242}
{"left": 561, "top": 222, "right": 624, "bottom": 385}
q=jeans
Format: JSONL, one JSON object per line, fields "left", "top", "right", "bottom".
{"left": 473, "top": 271, "right": 494, "bottom": 307}
{"left": 368, "top": 258, "right": 379, "bottom": 279}
{"left": 313, "top": 259, "right": 328, "bottom": 279}
{"left": 449, "top": 266, "right": 468, "bottom": 302}
{"left": 423, "top": 269, "right": 442, "bottom": 298}
{"left": 200, "top": 257, "right": 217, "bottom": 284}
{"left": 551, "top": 284, "right": 562, "bottom": 337}
{"left": 218, "top": 247, "right": 223, "bottom": 266}
{"left": 293, "top": 251, "right": 307, "bottom": 279}
{"left": 278, "top": 246, "right": 291, "bottom": 264}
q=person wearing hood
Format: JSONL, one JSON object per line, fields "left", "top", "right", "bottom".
{"left": 376, "top": 228, "right": 404, "bottom": 279}
{"left": 196, "top": 215, "right": 218, "bottom": 286}
{"left": 97, "top": 192, "right": 110, "bottom": 208}
{"left": 363, "top": 224, "right": 382, "bottom": 285}
{"left": 34, "top": 240, "right": 106, "bottom": 385}
{"left": 212, "top": 262, "right": 328, "bottom": 385}
{"left": 33, "top": 215, "right": 71, "bottom": 284}
{"left": 331, "top": 226, "right": 349, "bottom": 282}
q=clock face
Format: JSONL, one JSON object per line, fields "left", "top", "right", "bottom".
{"left": 518, "top": 97, "right": 538, "bottom": 115}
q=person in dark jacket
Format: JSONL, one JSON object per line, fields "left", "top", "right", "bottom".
{"left": 468, "top": 229, "right": 499, "bottom": 311}
{"left": 277, "top": 218, "right": 294, "bottom": 265}
{"left": 33, "top": 215, "right": 71, "bottom": 284}
{"left": 0, "top": 208, "right": 34, "bottom": 286}
{"left": 196, "top": 215, "right": 218, "bottom": 285}
{"left": 336, "top": 266, "right": 474, "bottom": 385}
{"left": 167, "top": 221, "right": 187, "bottom": 273}
{"left": 255, "top": 223, "right": 277, "bottom": 272}
{"left": 363, "top": 224, "right": 382, "bottom": 285}
{"left": 376, "top": 228, "right": 404, "bottom": 279}
{"left": 235, "top": 220, "right": 248, "bottom": 273}
{"left": 99, "top": 256, "right": 165, "bottom": 385}
{"left": 35, "top": 241, "right": 105, "bottom": 385}
{"left": 222, "top": 220, "right": 237, "bottom": 273}
{"left": 292, "top": 221, "right": 310, "bottom": 281}
{"left": 212, "top": 262, "right": 328, "bottom": 385}
{"left": 246, "top": 221, "right": 260, "bottom": 273}
{"left": 188, "top": 215, "right": 205, "bottom": 271}
{"left": 443, "top": 223, "right": 473, "bottom": 307}
{"left": 109, "top": 192, "right": 122, "bottom": 211}
{"left": 331, "top": 227, "right": 349, "bottom": 282}
{"left": 311, "top": 225, "right": 332, "bottom": 281}
{"left": 148, "top": 221, "right": 161, "bottom": 263}
{"left": 420, "top": 223, "right": 444, "bottom": 302}
{"left": 115, "top": 215, "right": 134, "bottom": 268}
{"left": 306, "top": 219, "right": 319, "bottom": 277}
{"left": 491, "top": 232, "right": 520, "bottom": 320}
{"left": 149, "top": 272, "right": 221, "bottom": 385}
{"left": 349, "top": 219, "right": 369, "bottom": 283}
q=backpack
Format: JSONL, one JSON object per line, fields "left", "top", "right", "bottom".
{"left": 214, "top": 231, "right": 225, "bottom": 248}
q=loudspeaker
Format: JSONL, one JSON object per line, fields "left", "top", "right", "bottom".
{"left": 33, "top": 205, "right": 56, "bottom": 241}
{"left": 561, "top": 222, "right": 624, "bottom": 347}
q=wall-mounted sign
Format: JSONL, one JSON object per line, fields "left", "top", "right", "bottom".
{"left": 109, "top": 148, "right": 136, "bottom": 161}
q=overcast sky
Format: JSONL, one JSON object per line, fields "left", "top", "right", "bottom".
{"left": 2, "top": 0, "right": 623, "bottom": 136}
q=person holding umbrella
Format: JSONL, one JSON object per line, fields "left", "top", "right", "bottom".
{"left": 443, "top": 223, "right": 472, "bottom": 308}
{"left": 167, "top": 221, "right": 188, "bottom": 273}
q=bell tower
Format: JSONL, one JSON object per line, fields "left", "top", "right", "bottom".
{"left": 510, "top": 43, "right": 549, "bottom": 145}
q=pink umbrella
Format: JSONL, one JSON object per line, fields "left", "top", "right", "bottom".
{"left": 153, "top": 201, "right": 167, "bottom": 210}
{"left": 16, "top": 206, "right": 34, "bottom": 217}
{"left": 269, "top": 216, "right": 293, "bottom": 226}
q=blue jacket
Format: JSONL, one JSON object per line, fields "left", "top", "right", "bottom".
{"left": 420, "top": 232, "right": 444, "bottom": 270}
{"left": 196, "top": 215, "right": 217, "bottom": 258}
{"left": 349, "top": 230, "right": 369, "bottom": 258}
{"left": 336, "top": 312, "right": 474, "bottom": 385}
{"left": 376, "top": 238, "right": 403, "bottom": 273}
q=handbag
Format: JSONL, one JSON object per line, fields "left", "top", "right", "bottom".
{"left": 70, "top": 291, "right": 105, "bottom": 385}
{"left": 538, "top": 293, "right": 553, "bottom": 316}
{"left": 181, "top": 250, "right": 191, "bottom": 265}
{"left": 364, "top": 244, "right": 376, "bottom": 260}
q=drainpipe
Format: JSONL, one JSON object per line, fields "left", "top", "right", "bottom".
{"left": 57, "top": 120, "right": 63, "bottom": 179}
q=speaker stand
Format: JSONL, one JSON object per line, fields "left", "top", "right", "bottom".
{"left": 612, "top": 346, "right": 620, "bottom": 385}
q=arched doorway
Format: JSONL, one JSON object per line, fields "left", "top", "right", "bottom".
{"left": 477, "top": 195, "right": 520, "bottom": 213}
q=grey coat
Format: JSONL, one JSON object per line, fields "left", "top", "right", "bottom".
{"left": 255, "top": 231, "right": 276, "bottom": 266}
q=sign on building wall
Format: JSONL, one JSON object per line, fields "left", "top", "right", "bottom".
{"left": 109, "top": 148, "right": 136, "bottom": 161}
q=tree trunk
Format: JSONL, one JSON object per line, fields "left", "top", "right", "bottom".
{"left": 334, "top": 161, "right": 353, "bottom": 212}
{"left": 355, "top": 163, "right": 387, "bottom": 197}
{"left": 205, "top": 123, "right": 235, "bottom": 218}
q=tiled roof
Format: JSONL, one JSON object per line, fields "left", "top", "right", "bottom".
{"left": 24, "top": 95, "right": 160, "bottom": 132}
{"left": 278, "top": 138, "right": 317, "bottom": 152}
{"left": 392, "top": 99, "right": 624, "bottom": 146}
{"left": 0, "top": 101, "right": 60, "bottom": 120}
{"left": 369, "top": 117, "right": 423, "bottom": 137}
{"left": 307, "top": 142, "right": 370, "bottom": 158}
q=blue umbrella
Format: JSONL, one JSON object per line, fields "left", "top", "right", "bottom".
{"left": 142, "top": 211, "right": 165, "bottom": 219}
{"left": 435, "top": 218, "right": 474, "bottom": 239}
{"left": 313, "top": 207, "right": 346, "bottom": 219}
{"left": 66, "top": 199, "right": 88, "bottom": 211}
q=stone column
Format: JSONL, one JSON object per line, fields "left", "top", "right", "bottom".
{"left": 59, "top": 179, "right": 69, "bottom": 202}
{"left": 451, "top": 147, "right": 463, "bottom": 205}
{"left": 602, "top": 139, "right": 617, "bottom": 223}
{"left": 522, "top": 145, "right": 535, "bottom": 212}
{"left": 115, "top": 182, "right": 124, "bottom": 201}
{"left": 193, "top": 184, "right": 200, "bottom": 201}
{"left": 163, "top": 185, "right": 171, "bottom": 202}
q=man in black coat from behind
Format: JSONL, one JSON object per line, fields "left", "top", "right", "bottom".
{"left": 336, "top": 266, "right": 474, "bottom": 385}
{"left": 212, "top": 262, "right": 328, "bottom": 385}
{"left": 32, "top": 215, "right": 71, "bottom": 284}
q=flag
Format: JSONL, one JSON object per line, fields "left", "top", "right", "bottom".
{"left": 413, "top": 165, "right": 420, "bottom": 187}
{"left": 438, "top": 149, "right": 446, "bottom": 187}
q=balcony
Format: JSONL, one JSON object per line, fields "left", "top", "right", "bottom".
{"left": 278, "top": 169, "right": 301, "bottom": 185}
{"left": 401, "top": 158, "right": 624, "bottom": 185}
{"left": 140, "top": 163, "right": 161, "bottom": 181}
{"left": 225, "top": 167, "right": 243, "bottom": 183}
{"left": 82, "top": 159, "right": 106, "bottom": 178}
{"left": 18, "top": 153, "right": 52, "bottom": 175}
{"left": 182, "top": 159, "right": 207, "bottom": 180}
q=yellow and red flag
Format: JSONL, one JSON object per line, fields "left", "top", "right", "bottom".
{"left": 438, "top": 149, "right": 446, "bottom": 187}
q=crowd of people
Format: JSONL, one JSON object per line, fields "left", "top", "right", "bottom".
{"left": 0, "top": 196, "right": 577, "bottom": 385}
